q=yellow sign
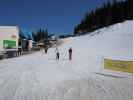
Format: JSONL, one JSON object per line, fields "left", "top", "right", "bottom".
{"left": 104, "top": 58, "right": 133, "bottom": 73}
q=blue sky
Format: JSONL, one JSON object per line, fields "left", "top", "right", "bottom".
{"left": 0, "top": 0, "right": 111, "bottom": 34}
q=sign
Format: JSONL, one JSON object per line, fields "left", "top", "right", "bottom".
{"left": 3, "top": 40, "right": 16, "bottom": 48}
{"left": 104, "top": 58, "right": 133, "bottom": 73}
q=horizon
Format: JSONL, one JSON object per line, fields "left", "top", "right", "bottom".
{"left": 0, "top": 0, "right": 111, "bottom": 35}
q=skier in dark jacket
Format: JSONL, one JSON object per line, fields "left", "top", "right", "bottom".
{"left": 18, "top": 46, "right": 22, "bottom": 56}
{"left": 69, "top": 47, "right": 72, "bottom": 60}
{"left": 44, "top": 47, "right": 48, "bottom": 54}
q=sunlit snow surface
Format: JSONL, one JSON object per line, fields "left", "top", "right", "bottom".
{"left": 0, "top": 21, "right": 133, "bottom": 100}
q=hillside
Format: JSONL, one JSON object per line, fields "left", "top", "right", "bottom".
{"left": 0, "top": 21, "right": 133, "bottom": 100}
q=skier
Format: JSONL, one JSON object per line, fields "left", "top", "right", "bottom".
{"left": 55, "top": 47, "right": 60, "bottom": 60}
{"left": 44, "top": 46, "right": 48, "bottom": 54}
{"left": 68, "top": 47, "right": 72, "bottom": 60}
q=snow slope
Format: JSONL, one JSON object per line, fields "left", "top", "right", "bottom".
{"left": 0, "top": 21, "right": 133, "bottom": 100}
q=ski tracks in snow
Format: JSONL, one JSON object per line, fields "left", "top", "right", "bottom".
{"left": 0, "top": 51, "right": 133, "bottom": 100}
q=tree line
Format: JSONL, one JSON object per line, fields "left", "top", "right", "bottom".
{"left": 74, "top": 0, "right": 133, "bottom": 35}
{"left": 32, "top": 28, "right": 48, "bottom": 42}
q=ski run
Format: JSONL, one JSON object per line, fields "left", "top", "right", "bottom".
{"left": 0, "top": 21, "right": 133, "bottom": 100}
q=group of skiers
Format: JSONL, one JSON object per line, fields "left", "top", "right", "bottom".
{"left": 42, "top": 46, "right": 73, "bottom": 61}
{"left": 55, "top": 47, "right": 72, "bottom": 60}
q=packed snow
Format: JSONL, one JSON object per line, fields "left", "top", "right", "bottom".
{"left": 0, "top": 21, "right": 133, "bottom": 100}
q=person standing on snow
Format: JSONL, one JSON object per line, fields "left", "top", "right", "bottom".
{"left": 18, "top": 46, "right": 22, "bottom": 56}
{"left": 55, "top": 47, "right": 60, "bottom": 60}
{"left": 68, "top": 47, "right": 72, "bottom": 60}
{"left": 44, "top": 46, "right": 48, "bottom": 54}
